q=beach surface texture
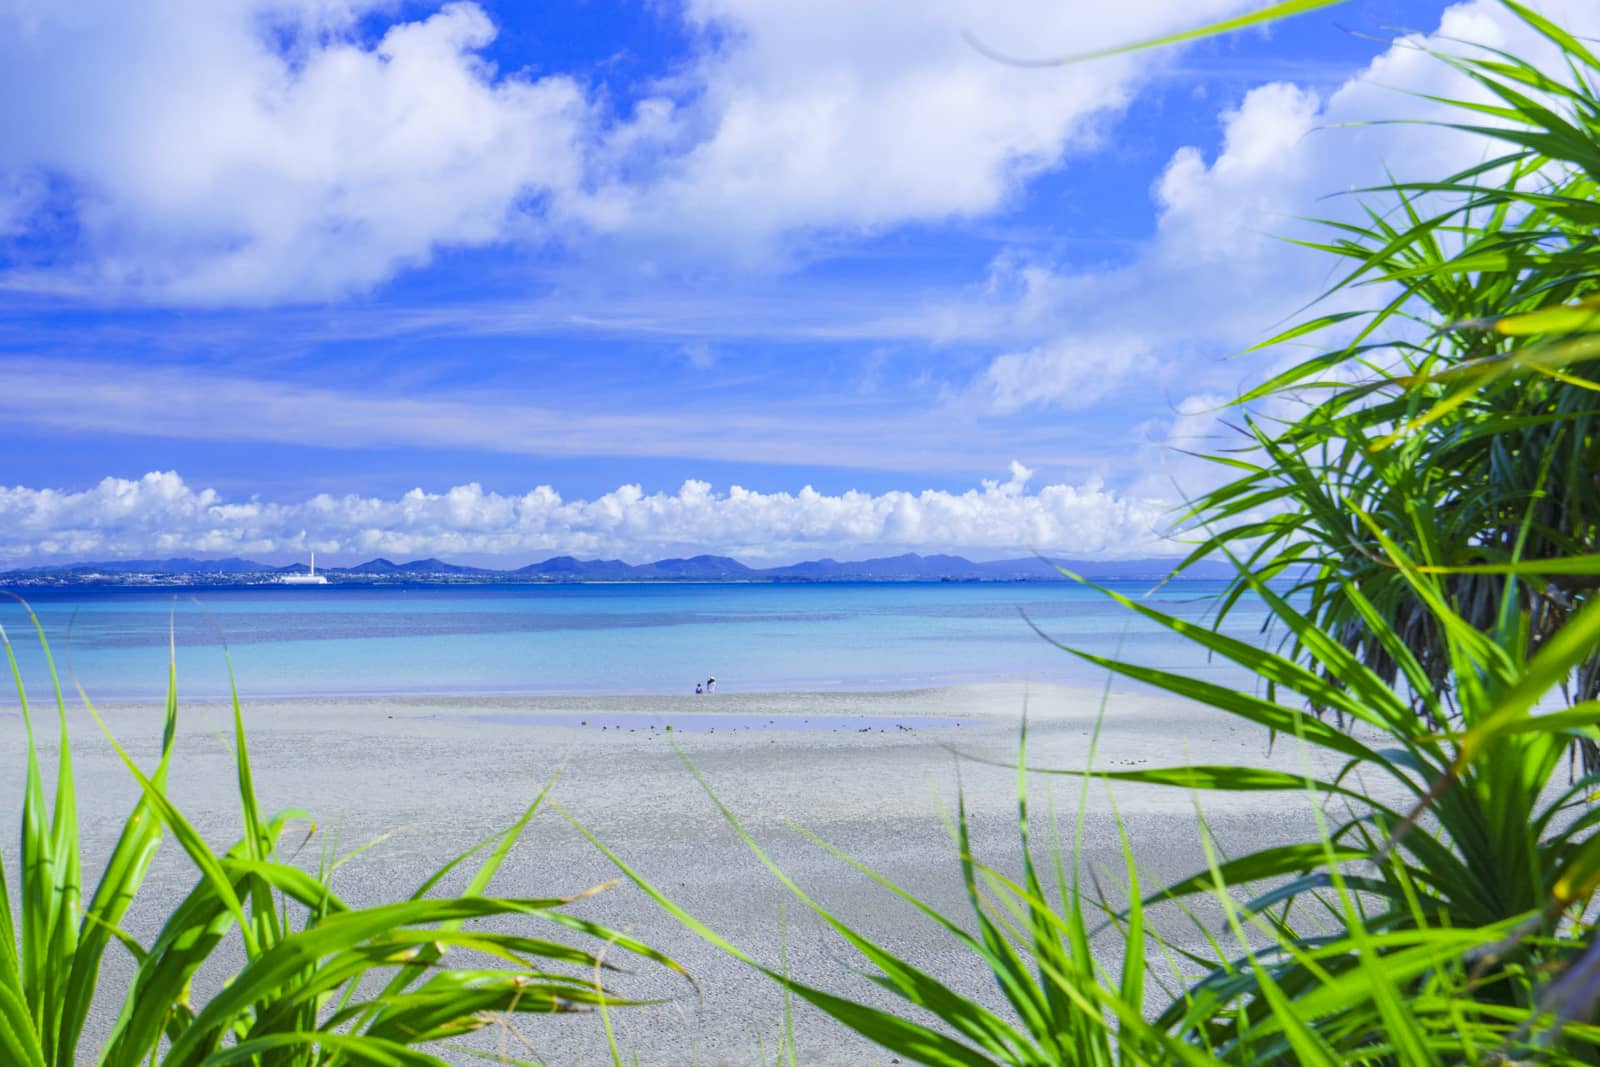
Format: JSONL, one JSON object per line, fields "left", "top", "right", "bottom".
{"left": 0, "top": 682, "right": 1388, "bottom": 1065}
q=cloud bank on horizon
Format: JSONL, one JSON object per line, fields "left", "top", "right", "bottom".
{"left": 0, "top": 0, "right": 1593, "bottom": 563}
{"left": 0, "top": 467, "right": 1173, "bottom": 567}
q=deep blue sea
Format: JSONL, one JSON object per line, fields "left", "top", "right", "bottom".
{"left": 0, "top": 581, "right": 1273, "bottom": 701}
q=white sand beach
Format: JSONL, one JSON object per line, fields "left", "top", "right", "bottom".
{"left": 0, "top": 683, "right": 1394, "bottom": 1065}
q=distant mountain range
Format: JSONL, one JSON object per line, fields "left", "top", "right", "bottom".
{"left": 1, "top": 551, "right": 1235, "bottom": 584}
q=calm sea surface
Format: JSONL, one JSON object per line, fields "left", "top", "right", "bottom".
{"left": 0, "top": 581, "right": 1274, "bottom": 701}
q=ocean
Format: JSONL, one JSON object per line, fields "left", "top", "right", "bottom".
{"left": 0, "top": 580, "right": 1274, "bottom": 702}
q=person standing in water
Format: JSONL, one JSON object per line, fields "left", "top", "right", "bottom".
{"left": 695, "top": 682, "right": 703, "bottom": 694}
{"left": 706, "top": 676, "right": 716, "bottom": 694}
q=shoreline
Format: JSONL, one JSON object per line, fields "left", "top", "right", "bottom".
{"left": 38, "top": 662, "right": 1266, "bottom": 709}
{"left": 74, "top": 681, "right": 1187, "bottom": 731}
{"left": 38, "top": 676, "right": 1084, "bottom": 707}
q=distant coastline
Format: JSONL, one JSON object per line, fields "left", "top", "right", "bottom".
{"left": 0, "top": 551, "right": 1232, "bottom": 588}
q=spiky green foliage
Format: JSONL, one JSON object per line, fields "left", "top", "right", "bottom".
{"left": 0, "top": 601, "right": 683, "bottom": 1066}
{"left": 1177, "top": 1, "right": 1600, "bottom": 744}
{"left": 1034, "top": 557, "right": 1600, "bottom": 1061}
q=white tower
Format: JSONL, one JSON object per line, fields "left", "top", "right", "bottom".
{"left": 282, "top": 548, "right": 329, "bottom": 585}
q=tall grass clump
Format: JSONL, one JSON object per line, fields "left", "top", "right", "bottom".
{"left": 1177, "top": 0, "right": 1600, "bottom": 755}
{"left": 0, "top": 600, "right": 682, "bottom": 1066}
{"left": 586, "top": 3, "right": 1600, "bottom": 1063}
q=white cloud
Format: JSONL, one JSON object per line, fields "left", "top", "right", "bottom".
{"left": 0, "top": 0, "right": 1581, "bottom": 331}
{"left": 977, "top": 335, "right": 1152, "bottom": 414}
{"left": 963, "top": 0, "right": 1600, "bottom": 420}
{"left": 0, "top": 0, "right": 1262, "bottom": 302}
{"left": 568, "top": 0, "right": 1252, "bottom": 258}
{"left": 0, "top": 1, "right": 591, "bottom": 303}
{"left": 680, "top": 341, "right": 718, "bottom": 369}
{"left": 0, "top": 467, "right": 1177, "bottom": 566}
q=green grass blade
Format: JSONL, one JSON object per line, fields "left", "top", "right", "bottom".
{"left": 1, "top": 616, "right": 50, "bottom": 1045}
{"left": 74, "top": 684, "right": 257, "bottom": 957}
{"left": 101, "top": 863, "right": 250, "bottom": 1062}
{"left": 202, "top": 1030, "right": 449, "bottom": 1066}
{"left": 1009, "top": 762, "right": 1405, "bottom": 814}
{"left": 1031, "top": 632, "right": 1385, "bottom": 765}
{"left": 1039, "top": 568, "right": 1401, "bottom": 730}
{"left": 0, "top": 975, "right": 43, "bottom": 1067}
{"left": 965, "top": 0, "right": 1344, "bottom": 67}
{"left": 165, "top": 894, "right": 613, "bottom": 1064}
{"left": 20, "top": 611, "right": 79, "bottom": 1067}
{"left": 561, "top": 805, "right": 1005, "bottom": 1067}
{"left": 55, "top": 622, "right": 183, "bottom": 1064}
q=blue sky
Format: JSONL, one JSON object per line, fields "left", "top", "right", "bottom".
{"left": 0, "top": 0, "right": 1581, "bottom": 565}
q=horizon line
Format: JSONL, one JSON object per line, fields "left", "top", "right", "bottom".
{"left": 0, "top": 547, "right": 1208, "bottom": 575}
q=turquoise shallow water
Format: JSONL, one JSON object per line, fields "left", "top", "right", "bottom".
{"left": 0, "top": 581, "right": 1273, "bottom": 701}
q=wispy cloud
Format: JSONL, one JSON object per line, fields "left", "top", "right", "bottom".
{"left": 0, "top": 274, "right": 1068, "bottom": 360}
{"left": 0, "top": 358, "right": 1109, "bottom": 475}
{"left": 0, "top": 464, "right": 1178, "bottom": 566}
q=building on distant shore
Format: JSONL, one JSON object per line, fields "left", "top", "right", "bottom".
{"left": 281, "top": 551, "right": 329, "bottom": 586}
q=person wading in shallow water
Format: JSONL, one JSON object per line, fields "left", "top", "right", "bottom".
{"left": 705, "top": 677, "right": 716, "bottom": 694}
{"left": 695, "top": 682, "right": 703, "bottom": 694}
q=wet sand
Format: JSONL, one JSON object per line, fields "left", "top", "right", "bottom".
{"left": 0, "top": 683, "right": 1395, "bottom": 1065}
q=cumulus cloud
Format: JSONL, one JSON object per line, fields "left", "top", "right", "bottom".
{"left": 569, "top": 0, "right": 1250, "bottom": 258}
{"left": 0, "top": 467, "right": 1178, "bottom": 566}
{"left": 0, "top": 0, "right": 591, "bottom": 302}
{"left": 964, "top": 0, "right": 1600, "bottom": 418}
{"left": 0, "top": 0, "right": 1258, "bottom": 302}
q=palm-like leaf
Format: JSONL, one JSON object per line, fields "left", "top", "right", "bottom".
{"left": 1179, "top": 4, "right": 1600, "bottom": 770}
